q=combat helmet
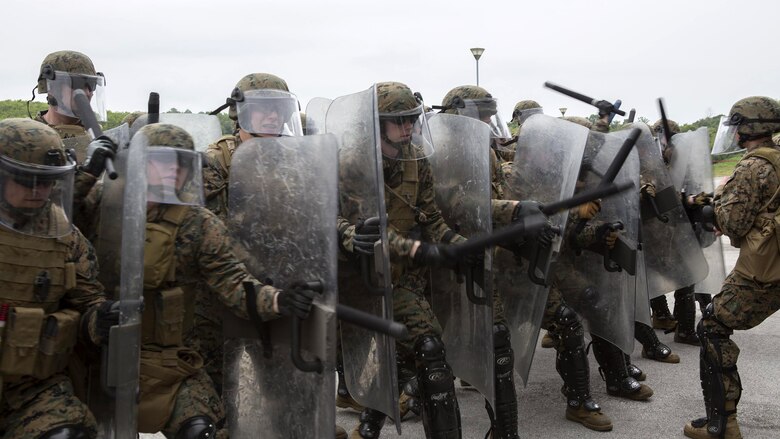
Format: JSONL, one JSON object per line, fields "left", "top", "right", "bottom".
{"left": 512, "top": 100, "right": 543, "bottom": 124}
{"left": 652, "top": 119, "right": 681, "bottom": 137}
{"left": 36, "top": 50, "right": 107, "bottom": 121}
{"left": 375, "top": 81, "right": 433, "bottom": 159}
{"left": 137, "top": 123, "right": 203, "bottom": 206}
{"left": 440, "top": 85, "right": 510, "bottom": 139}
{"left": 217, "top": 73, "right": 300, "bottom": 137}
{"left": 724, "top": 96, "right": 780, "bottom": 139}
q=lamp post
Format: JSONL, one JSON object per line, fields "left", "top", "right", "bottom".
{"left": 470, "top": 47, "right": 485, "bottom": 86}
{"left": 559, "top": 107, "right": 568, "bottom": 117}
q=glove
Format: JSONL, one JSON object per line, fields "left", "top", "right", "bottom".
{"left": 595, "top": 224, "right": 620, "bottom": 250}
{"left": 353, "top": 217, "right": 381, "bottom": 256}
{"left": 576, "top": 200, "right": 601, "bottom": 220}
{"left": 690, "top": 191, "right": 713, "bottom": 206}
{"left": 640, "top": 183, "right": 656, "bottom": 199}
{"left": 277, "top": 282, "right": 317, "bottom": 319}
{"left": 81, "top": 136, "right": 118, "bottom": 177}
{"left": 413, "top": 242, "right": 458, "bottom": 268}
{"left": 95, "top": 300, "right": 120, "bottom": 345}
{"left": 594, "top": 100, "right": 614, "bottom": 118}
{"left": 538, "top": 223, "right": 559, "bottom": 248}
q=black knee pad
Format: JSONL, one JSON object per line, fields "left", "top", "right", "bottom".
{"left": 176, "top": 416, "right": 216, "bottom": 439}
{"left": 415, "top": 335, "right": 461, "bottom": 438}
{"left": 39, "top": 425, "right": 90, "bottom": 439}
{"left": 555, "top": 304, "right": 584, "bottom": 351}
{"left": 493, "top": 323, "right": 514, "bottom": 377}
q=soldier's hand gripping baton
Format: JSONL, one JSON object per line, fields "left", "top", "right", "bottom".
{"left": 71, "top": 89, "right": 118, "bottom": 179}
{"left": 658, "top": 98, "right": 673, "bottom": 146}
{"left": 544, "top": 82, "right": 626, "bottom": 118}
{"left": 148, "top": 92, "right": 160, "bottom": 125}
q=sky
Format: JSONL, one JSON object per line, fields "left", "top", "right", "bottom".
{"left": 2, "top": 0, "right": 778, "bottom": 125}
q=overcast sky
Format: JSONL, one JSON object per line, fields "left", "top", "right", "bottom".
{"left": 3, "top": 0, "right": 777, "bottom": 124}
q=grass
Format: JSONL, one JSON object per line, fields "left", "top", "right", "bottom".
{"left": 713, "top": 156, "right": 742, "bottom": 177}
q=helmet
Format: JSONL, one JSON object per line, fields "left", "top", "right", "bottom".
{"left": 229, "top": 73, "right": 290, "bottom": 120}
{"left": 37, "top": 51, "right": 97, "bottom": 94}
{"left": 375, "top": 82, "right": 433, "bottom": 160}
{"left": 512, "top": 100, "right": 542, "bottom": 122}
{"left": 122, "top": 111, "right": 147, "bottom": 129}
{"left": 440, "top": 85, "right": 509, "bottom": 139}
{"left": 227, "top": 73, "right": 301, "bottom": 137}
{"left": 377, "top": 82, "right": 423, "bottom": 117}
{"left": 0, "top": 119, "right": 76, "bottom": 237}
{"left": 652, "top": 119, "right": 680, "bottom": 136}
{"left": 724, "top": 96, "right": 780, "bottom": 138}
{"left": 137, "top": 123, "right": 203, "bottom": 206}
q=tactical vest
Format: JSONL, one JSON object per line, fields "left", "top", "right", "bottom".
{"left": 385, "top": 159, "right": 420, "bottom": 236}
{"left": 141, "top": 205, "right": 196, "bottom": 348}
{"left": 733, "top": 146, "right": 780, "bottom": 283}
{"left": 207, "top": 135, "right": 239, "bottom": 176}
{"left": 0, "top": 227, "right": 81, "bottom": 380}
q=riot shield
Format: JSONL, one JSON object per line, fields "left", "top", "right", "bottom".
{"left": 617, "top": 124, "right": 708, "bottom": 298}
{"left": 223, "top": 135, "right": 338, "bottom": 438}
{"left": 62, "top": 123, "right": 131, "bottom": 163}
{"left": 554, "top": 130, "right": 640, "bottom": 354}
{"left": 131, "top": 113, "right": 223, "bottom": 151}
{"left": 92, "top": 129, "right": 146, "bottom": 439}
{"left": 668, "top": 127, "right": 726, "bottom": 295}
{"left": 634, "top": 248, "right": 652, "bottom": 327}
{"left": 426, "top": 113, "right": 494, "bottom": 406}
{"left": 325, "top": 86, "right": 400, "bottom": 426}
{"left": 305, "top": 97, "right": 332, "bottom": 135}
{"left": 494, "top": 114, "right": 588, "bottom": 385}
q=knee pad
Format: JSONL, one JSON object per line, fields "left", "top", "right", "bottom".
{"left": 555, "top": 305, "right": 584, "bottom": 351}
{"left": 39, "top": 425, "right": 90, "bottom": 439}
{"left": 415, "top": 335, "right": 453, "bottom": 395}
{"left": 176, "top": 416, "right": 216, "bottom": 439}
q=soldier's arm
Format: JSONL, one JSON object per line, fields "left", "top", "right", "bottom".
{"left": 62, "top": 228, "right": 107, "bottom": 312}
{"left": 197, "top": 209, "right": 280, "bottom": 322}
{"left": 591, "top": 116, "right": 610, "bottom": 133}
{"left": 491, "top": 199, "right": 520, "bottom": 227}
{"left": 715, "top": 157, "right": 771, "bottom": 238}
{"left": 72, "top": 178, "right": 103, "bottom": 242}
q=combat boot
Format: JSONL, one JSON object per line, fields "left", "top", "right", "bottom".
{"left": 592, "top": 336, "right": 653, "bottom": 401}
{"left": 350, "top": 408, "right": 386, "bottom": 439}
{"left": 674, "top": 289, "right": 699, "bottom": 345}
{"left": 337, "top": 364, "right": 364, "bottom": 412}
{"left": 398, "top": 377, "right": 421, "bottom": 420}
{"left": 336, "top": 425, "right": 347, "bottom": 439}
{"left": 541, "top": 331, "right": 559, "bottom": 349}
{"left": 625, "top": 355, "right": 646, "bottom": 381}
{"left": 635, "top": 322, "right": 680, "bottom": 363}
{"left": 651, "top": 295, "right": 677, "bottom": 331}
{"left": 684, "top": 402, "right": 742, "bottom": 439}
{"left": 564, "top": 396, "right": 613, "bottom": 432}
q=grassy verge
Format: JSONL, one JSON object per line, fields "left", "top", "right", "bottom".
{"left": 713, "top": 156, "right": 741, "bottom": 177}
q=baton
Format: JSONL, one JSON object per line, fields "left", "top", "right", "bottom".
{"left": 544, "top": 82, "right": 626, "bottom": 117}
{"left": 657, "top": 98, "right": 673, "bottom": 146}
{"left": 148, "top": 92, "right": 160, "bottom": 124}
{"left": 71, "top": 89, "right": 117, "bottom": 179}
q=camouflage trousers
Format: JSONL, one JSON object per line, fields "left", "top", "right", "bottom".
{"left": 0, "top": 374, "right": 98, "bottom": 438}
{"left": 162, "top": 369, "right": 227, "bottom": 439}
{"left": 393, "top": 269, "right": 443, "bottom": 357}
{"left": 701, "top": 271, "right": 780, "bottom": 402}
{"left": 185, "top": 286, "right": 224, "bottom": 394}
{"left": 540, "top": 283, "right": 565, "bottom": 331}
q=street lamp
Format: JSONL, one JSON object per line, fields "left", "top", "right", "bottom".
{"left": 470, "top": 47, "right": 485, "bottom": 86}
{"left": 559, "top": 107, "right": 567, "bottom": 117}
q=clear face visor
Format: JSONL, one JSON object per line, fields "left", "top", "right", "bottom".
{"left": 236, "top": 90, "right": 303, "bottom": 137}
{"left": 514, "top": 107, "right": 543, "bottom": 126}
{"left": 378, "top": 106, "right": 435, "bottom": 160}
{"left": 146, "top": 147, "right": 204, "bottom": 206}
{"left": 711, "top": 116, "right": 740, "bottom": 155}
{"left": 0, "top": 155, "right": 76, "bottom": 237}
{"left": 458, "top": 98, "right": 511, "bottom": 140}
{"left": 46, "top": 71, "right": 107, "bottom": 122}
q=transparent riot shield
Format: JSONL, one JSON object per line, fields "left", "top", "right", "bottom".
{"left": 223, "top": 135, "right": 338, "bottom": 438}
{"left": 427, "top": 113, "right": 494, "bottom": 406}
{"left": 554, "top": 130, "right": 640, "bottom": 354}
{"left": 635, "top": 248, "right": 652, "bottom": 327}
{"left": 494, "top": 114, "right": 588, "bottom": 385}
{"left": 62, "top": 123, "right": 130, "bottom": 163}
{"left": 669, "top": 127, "right": 726, "bottom": 295}
{"left": 618, "top": 124, "right": 708, "bottom": 298}
{"left": 93, "top": 130, "right": 146, "bottom": 439}
{"left": 325, "top": 85, "right": 400, "bottom": 427}
{"left": 131, "top": 113, "right": 223, "bottom": 151}
{"left": 305, "top": 97, "right": 332, "bottom": 135}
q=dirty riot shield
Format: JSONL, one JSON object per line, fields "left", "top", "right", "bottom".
{"left": 496, "top": 114, "right": 588, "bottom": 385}
{"left": 618, "top": 124, "right": 708, "bottom": 297}
{"left": 634, "top": 244, "right": 652, "bottom": 327}
{"left": 92, "top": 130, "right": 147, "bottom": 439}
{"left": 305, "top": 97, "right": 332, "bottom": 135}
{"left": 326, "top": 86, "right": 400, "bottom": 426}
{"left": 554, "top": 130, "right": 640, "bottom": 353}
{"left": 223, "top": 134, "right": 339, "bottom": 438}
{"left": 426, "top": 113, "right": 494, "bottom": 406}
{"left": 668, "top": 127, "right": 726, "bottom": 295}
{"left": 131, "top": 113, "right": 223, "bottom": 152}
{"left": 62, "top": 123, "right": 131, "bottom": 163}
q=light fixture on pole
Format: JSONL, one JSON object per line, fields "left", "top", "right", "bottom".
{"left": 470, "top": 47, "right": 485, "bottom": 86}
{"left": 559, "top": 107, "right": 567, "bottom": 117}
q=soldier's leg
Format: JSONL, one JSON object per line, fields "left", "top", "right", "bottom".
{"left": 541, "top": 285, "right": 611, "bottom": 432}
{"left": 591, "top": 335, "right": 653, "bottom": 401}
{"left": 674, "top": 285, "right": 700, "bottom": 345}
{"left": 650, "top": 294, "right": 676, "bottom": 330}
{"left": 162, "top": 369, "right": 226, "bottom": 439}
{"left": 186, "top": 286, "right": 224, "bottom": 394}
{"left": 484, "top": 290, "right": 518, "bottom": 439}
{"left": 337, "top": 331, "right": 364, "bottom": 412}
{"left": 1, "top": 375, "right": 98, "bottom": 438}
{"left": 685, "top": 273, "right": 780, "bottom": 439}
{"left": 635, "top": 321, "right": 680, "bottom": 363}
{"left": 695, "top": 292, "right": 712, "bottom": 314}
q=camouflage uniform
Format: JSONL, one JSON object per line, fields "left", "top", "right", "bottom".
{"left": 0, "top": 119, "right": 109, "bottom": 438}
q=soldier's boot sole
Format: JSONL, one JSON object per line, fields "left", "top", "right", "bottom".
{"left": 651, "top": 316, "right": 678, "bottom": 331}
{"left": 683, "top": 415, "right": 742, "bottom": 439}
{"left": 565, "top": 406, "right": 613, "bottom": 432}
{"left": 541, "top": 331, "right": 558, "bottom": 349}
{"left": 675, "top": 330, "right": 700, "bottom": 346}
{"left": 337, "top": 394, "right": 365, "bottom": 412}
{"left": 336, "top": 425, "right": 348, "bottom": 439}
{"left": 607, "top": 383, "right": 654, "bottom": 401}
{"left": 641, "top": 346, "right": 680, "bottom": 364}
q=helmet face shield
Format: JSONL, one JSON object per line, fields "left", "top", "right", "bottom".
{"left": 379, "top": 107, "right": 435, "bottom": 160}
{"left": 711, "top": 116, "right": 740, "bottom": 155}
{"left": 514, "top": 107, "right": 543, "bottom": 125}
{"left": 0, "top": 155, "right": 75, "bottom": 237}
{"left": 236, "top": 90, "right": 302, "bottom": 137}
{"left": 457, "top": 98, "right": 511, "bottom": 140}
{"left": 146, "top": 147, "right": 204, "bottom": 206}
{"left": 46, "top": 71, "right": 107, "bottom": 122}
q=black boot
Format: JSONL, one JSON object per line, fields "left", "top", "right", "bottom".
{"left": 650, "top": 295, "right": 676, "bottom": 330}
{"left": 337, "top": 362, "right": 364, "bottom": 411}
{"left": 416, "top": 335, "right": 461, "bottom": 439}
{"left": 635, "top": 322, "right": 680, "bottom": 363}
{"left": 485, "top": 323, "right": 519, "bottom": 439}
{"left": 351, "top": 408, "right": 386, "bottom": 439}
{"left": 592, "top": 335, "right": 653, "bottom": 401}
{"left": 624, "top": 353, "right": 646, "bottom": 381}
{"left": 674, "top": 287, "right": 699, "bottom": 345}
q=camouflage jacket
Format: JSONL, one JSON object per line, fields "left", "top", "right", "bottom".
{"left": 148, "top": 204, "right": 279, "bottom": 321}
{"left": 715, "top": 140, "right": 780, "bottom": 241}
{"left": 203, "top": 134, "right": 241, "bottom": 221}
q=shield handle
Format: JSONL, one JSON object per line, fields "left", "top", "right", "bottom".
{"left": 465, "top": 267, "right": 488, "bottom": 306}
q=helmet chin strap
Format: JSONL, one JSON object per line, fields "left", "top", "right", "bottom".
{"left": 380, "top": 133, "right": 411, "bottom": 159}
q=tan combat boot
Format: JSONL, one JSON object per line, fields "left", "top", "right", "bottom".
{"left": 684, "top": 402, "right": 742, "bottom": 439}
{"left": 641, "top": 345, "right": 680, "bottom": 364}
{"left": 565, "top": 401, "right": 613, "bottom": 432}
{"left": 336, "top": 393, "right": 364, "bottom": 412}
{"left": 336, "top": 425, "right": 347, "bottom": 439}
{"left": 541, "top": 331, "right": 558, "bottom": 349}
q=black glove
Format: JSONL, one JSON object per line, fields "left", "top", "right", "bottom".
{"left": 95, "top": 300, "right": 120, "bottom": 345}
{"left": 413, "top": 242, "right": 458, "bottom": 268}
{"left": 594, "top": 100, "right": 615, "bottom": 118}
{"left": 353, "top": 217, "right": 381, "bottom": 256}
{"left": 277, "top": 282, "right": 318, "bottom": 319}
{"left": 81, "top": 136, "right": 118, "bottom": 177}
